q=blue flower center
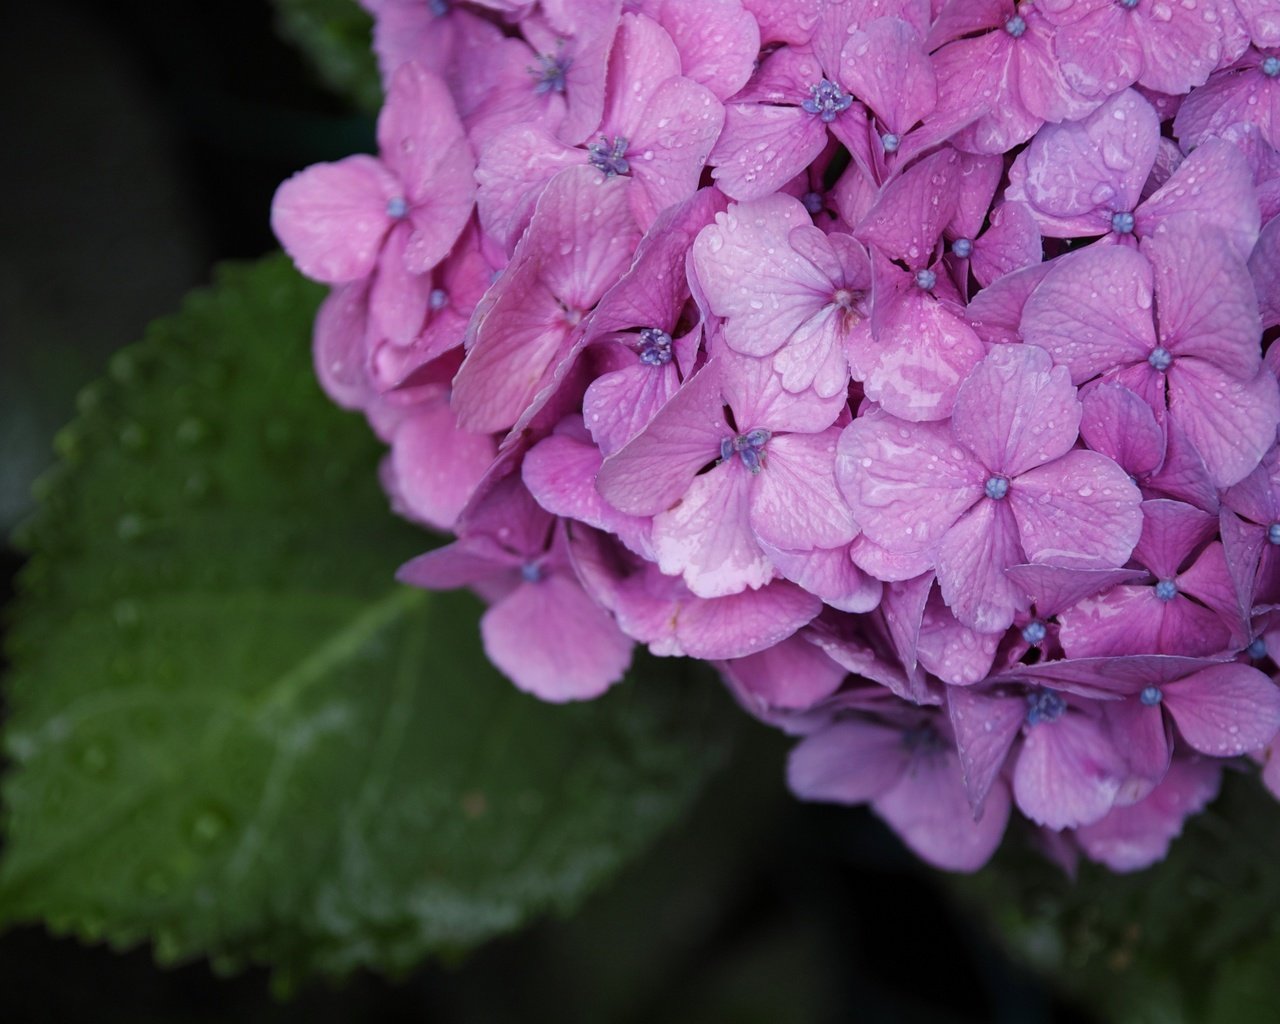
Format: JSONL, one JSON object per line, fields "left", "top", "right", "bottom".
{"left": 587, "top": 135, "right": 630, "bottom": 177}
{"left": 1249, "top": 637, "right": 1269, "bottom": 659}
{"left": 429, "top": 0, "right": 450, "bottom": 15}
{"left": 1140, "top": 685, "right": 1163, "bottom": 706}
{"left": 1269, "top": 522, "right": 1280, "bottom": 545}
{"left": 637, "top": 326, "right": 673, "bottom": 366}
{"left": 802, "top": 79, "right": 854, "bottom": 123}
{"left": 1264, "top": 56, "right": 1280, "bottom": 78}
{"left": 801, "top": 191, "right": 825, "bottom": 214}
{"left": 531, "top": 52, "right": 571, "bottom": 94}
{"left": 386, "top": 196, "right": 408, "bottom": 219}
{"left": 1111, "top": 210, "right": 1135, "bottom": 233}
{"left": 429, "top": 288, "right": 449, "bottom": 311}
{"left": 985, "top": 476, "right": 1010, "bottom": 500}
{"left": 521, "top": 562, "right": 543, "bottom": 583}
{"left": 1021, "top": 620, "right": 1047, "bottom": 645}
{"left": 1026, "top": 688, "right": 1066, "bottom": 726}
{"left": 881, "top": 132, "right": 900, "bottom": 153}
{"left": 1154, "top": 579, "right": 1178, "bottom": 601}
{"left": 1005, "top": 15, "right": 1027, "bottom": 36}
{"left": 1148, "top": 347, "right": 1173, "bottom": 371}
{"left": 720, "top": 429, "right": 771, "bottom": 474}
{"left": 951, "top": 237, "right": 973, "bottom": 258}
{"left": 915, "top": 268, "right": 937, "bottom": 290}
{"left": 1117, "top": 0, "right": 1139, "bottom": 9}
{"left": 902, "top": 724, "right": 947, "bottom": 753}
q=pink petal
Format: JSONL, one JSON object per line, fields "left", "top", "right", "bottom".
{"left": 1014, "top": 709, "right": 1128, "bottom": 830}
{"left": 1076, "top": 758, "right": 1220, "bottom": 872}
{"left": 312, "top": 281, "right": 373, "bottom": 410}
{"left": 971, "top": 201, "right": 1043, "bottom": 289}
{"left": 838, "top": 17, "right": 936, "bottom": 135}
{"left": 723, "top": 633, "right": 847, "bottom": 711}
{"left": 582, "top": 360, "right": 682, "bottom": 457}
{"left": 710, "top": 103, "right": 829, "bottom": 201}
{"left": 600, "top": 12, "right": 682, "bottom": 136}
{"left": 947, "top": 685, "right": 1026, "bottom": 815}
{"left": 397, "top": 535, "right": 520, "bottom": 591}
{"left": 758, "top": 541, "right": 883, "bottom": 613}
{"left": 653, "top": 462, "right": 773, "bottom": 597}
{"left": 271, "top": 155, "right": 395, "bottom": 283}
{"left": 835, "top": 410, "right": 985, "bottom": 555}
{"left": 750, "top": 430, "right": 859, "bottom": 551}
{"left": 627, "top": 78, "right": 726, "bottom": 226}
{"left": 672, "top": 579, "right": 821, "bottom": 658}
{"left": 1102, "top": 697, "right": 1172, "bottom": 792}
{"left": 369, "top": 221, "right": 432, "bottom": 345}
{"left": 787, "top": 720, "right": 910, "bottom": 805}
{"left": 1135, "top": 498, "right": 1219, "bottom": 578}
{"left": 655, "top": 0, "right": 760, "bottom": 99}
{"left": 1005, "top": 563, "right": 1149, "bottom": 618}
{"left": 916, "top": 591, "right": 1001, "bottom": 685}
{"left": 390, "top": 399, "right": 496, "bottom": 531}
{"left": 952, "top": 343, "right": 1082, "bottom": 478}
{"left": 1079, "top": 380, "right": 1166, "bottom": 477}
{"left": 1249, "top": 215, "right": 1280, "bottom": 330}
{"left": 1019, "top": 245, "right": 1156, "bottom": 384}
{"left": 1010, "top": 450, "right": 1144, "bottom": 568}
{"left": 1162, "top": 662, "right": 1280, "bottom": 756}
{"left": 856, "top": 148, "right": 961, "bottom": 268}
{"left": 1168, "top": 360, "right": 1280, "bottom": 489}
{"left": 937, "top": 497, "right": 1028, "bottom": 633}
{"left": 482, "top": 574, "right": 633, "bottom": 701}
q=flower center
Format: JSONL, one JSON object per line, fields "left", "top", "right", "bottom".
{"left": 1264, "top": 56, "right": 1280, "bottom": 78}
{"left": 1111, "top": 210, "right": 1135, "bottom": 233}
{"left": 951, "top": 237, "right": 973, "bottom": 258}
{"left": 1249, "top": 637, "right": 1269, "bottom": 659}
{"left": 1154, "top": 579, "right": 1178, "bottom": 601}
{"left": 1026, "top": 688, "right": 1066, "bottom": 726}
{"left": 720, "top": 429, "right": 771, "bottom": 474}
{"left": 881, "top": 132, "right": 900, "bottom": 153}
{"left": 1021, "top": 620, "right": 1047, "bottom": 645}
{"left": 587, "top": 135, "right": 630, "bottom": 177}
{"left": 1140, "top": 685, "right": 1163, "bottom": 706}
{"left": 637, "top": 326, "right": 673, "bottom": 366}
{"left": 915, "top": 268, "right": 937, "bottom": 290}
{"left": 1269, "top": 522, "right": 1280, "bottom": 545}
{"left": 801, "top": 79, "right": 853, "bottom": 123}
{"left": 1117, "top": 0, "right": 1139, "bottom": 9}
{"left": 1005, "top": 15, "right": 1027, "bottom": 36}
{"left": 902, "top": 724, "right": 947, "bottom": 754}
{"left": 985, "top": 476, "right": 1010, "bottom": 500}
{"left": 801, "top": 191, "right": 825, "bottom": 214}
{"left": 1148, "top": 347, "right": 1173, "bottom": 371}
{"left": 429, "top": 288, "right": 449, "bottom": 311}
{"left": 386, "top": 196, "right": 408, "bottom": 219}
{"left": 531, "top": 52, "right": 571, "bottom": 95}
{"left": 429, "top": 0, "right": 450, "bottom": 15}
{"left": 521, "top": 562, "right": 543, "bottom": 583}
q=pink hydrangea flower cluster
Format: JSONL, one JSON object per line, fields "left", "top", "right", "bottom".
{"left": 272, "top": 0, "right": 1280, "bottom": 873}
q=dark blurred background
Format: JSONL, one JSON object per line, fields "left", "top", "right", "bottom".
{"left": 0, "top": 3, "right": 1094, "bottom": 1020}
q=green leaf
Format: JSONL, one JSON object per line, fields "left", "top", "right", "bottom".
{"left": 953, "top": 775, "right": 1280, "bottom": 1024}
{"left": 270, "top": 0, "right": 382, "bottom": 113}
{"left": 0, "top": 255, "right": 732, "bottom": 981}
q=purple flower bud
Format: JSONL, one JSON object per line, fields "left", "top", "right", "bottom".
{"left": 386, "top": 196, "right": 408, "bottom": 219}
{"left": 1111, "top": 210, "right": 1135, "bottom": 234}
{"left": 637, "top": 326, "right": 674, "bottom": 366}
{"left": 881, "top": 132, "right": 900, "bottom": 152}
{"left": 915, "top": 268, "right": 936, "bottom": 290}
{"left": 1021, "top": 620, "right": 1047, "bottom": 645}
{"left": 1005, "top": 15, "right": 1027, "bottom": 37}
{"left": 531, "top": 52, "right": 571, "bottom": 95}
{"left": 587, "top": 135, "right": 630, "bottom": 177}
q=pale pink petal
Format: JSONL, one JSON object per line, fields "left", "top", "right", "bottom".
{"left": 656, "top": 0, "right": 760, "bottom": 99}
{"left": 674, "top": 580, "right": 822, "bottom": 658}
{"left": 759, "top": 541, "right": 883, "bottom": 613}
{"left": 750, "top": 430, "right": 859, "bottom": 551}
{"left": 582, "top": 360, "right": 682, "bottom": 457}
{"left": 1079, "top": 380, "right": 1166, "bottom": 477}
{"left": 710, "top": 104, "right": 829, "bottom": 201}
{"left": 369, "top": 221, "right": 432, "bottom": 345}
{"left": 483, "top": 574, "right": 633, "bottom": 701}
{"left": 787, "top": 720, "right": 911, "bottom": 805}
{"left": 916, "top": 592, "right": 1002, "bottom": 685}
{"left": 627, "top": 78, "right": 726, "bottom": 226}
{"left": 313, "top": 281, "right": 373, "bottom": 410}
{"left": 390, "top": 400, "right": 496, "bottom": 531}
{"left": 723, "top": 633, "right": 847, "bottom": 711}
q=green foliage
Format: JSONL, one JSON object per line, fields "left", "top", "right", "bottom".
{"left": 271, "top": 0, "right": 382, "bottom": 113}
{"left": 0, "top": 255, "right": 731, "bottom": 982}
{"left": 956, "top": 774, "right": 1280, "bottom": 1024}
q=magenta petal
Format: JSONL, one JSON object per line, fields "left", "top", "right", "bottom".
{"left": 1135, "top": 498, "right": 1218, "bottom": 579}
{"left": 875, "top": 749, "right": 1011, "bottom": 872}
{"left": 787, "top": 720, "right": 910, "bottom": 805}
{"left": 271, "top": 155, "right": 395, "bottom": 283}
{"left": 1161, "top": 663, "right": 1280, "bottom": 756}
{"left": 1168, "top": 360, "right": 1280, "bottom": 489}
{"left": 947, "top": 685, "right": 1026, "bottom": 815}
{"left": 1014, "top": 710, "right": 1127, "bottom": 830}
{"left": 627, "top": 77, "right": 726, "bottom": 224}
{"left": 971, "top": 201, "right": 1042, "bottom": 289}
{"left": 656, "top": 0, "right": 760, "bottom": 100}
{"left": 1079, "top": 380, "right": 1165, "bottom": 477}
{"left": 951, "top": 343, "right": 1082, "bottom": 478}
{"left": 674, "top": 580, "right": 821, "bottom": 659}
{"left": 1005, "top": 563, "right": 1148, "bottom": 617}
{"left": 397, "top": 536, "right": 519, "bottom": 590}
{"left": 370, "top": 221, "right": 432, "bottom": 345}
{"left": 750, "top": 430, "right": 859, "bottom": 551}
{"left": 482, "top": 574, "right": 632, "bottom": 702}
{"left": 1145, "top": 418, "right": 1220, "bottom": 512}
{"left": 836, "top": 410, "right": 984, "bottom": 555}
{"left": 312, "top": 281, "right": 373, "bottom": 410}
{"left": 838, "top": 17, "right": 936, "bottom": 135}
{"left": 1076, "top": 758, "right": 1220, "bottom": 872}
{"left": 1020, "top": 245, "right": 1156, "bottom": 384}
{"left": 1059, "top": 586, "right": 1168, "bottom": 659}
{"left": 583, "top": 360, "right": 682, "bottom": 457}
{"left": 600, "top": 12, "right": 682, "bottom": 134}
{"left": 1250, "top": 215, "right": 1280, "bottom": 330}
{"left": 1011, "top": 450, "right": 1143, "bottom": 569}
{"left": 937, "top": 498, "right": 1027, "bottom": 633}
{"left": 759, "top": 541, "right": 882, "bottom": 613}
{"left": 1103, "top": 697, "right": 1172, "bottom": 790}
{"left": 856, "top": 148, "right": 961, "bottom": 268}
{"left": 916, "top": 592, "right": 1001, "bottom": 686}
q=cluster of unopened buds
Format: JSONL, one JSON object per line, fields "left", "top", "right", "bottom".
{"left": 272, "top": 0, "right": 1280, "bottom": 872}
